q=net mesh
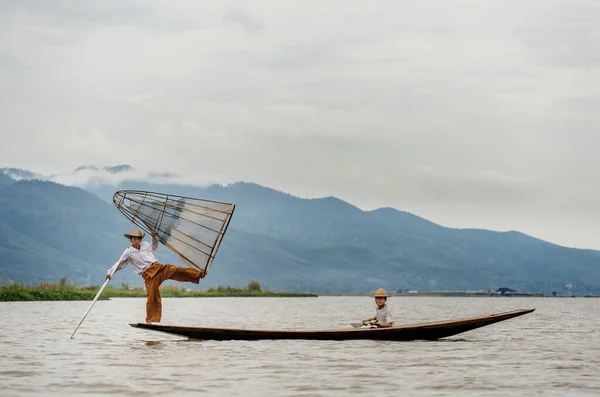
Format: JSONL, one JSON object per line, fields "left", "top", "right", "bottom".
{"left": 113, "top": 190, "right": 235, "bottom": 274}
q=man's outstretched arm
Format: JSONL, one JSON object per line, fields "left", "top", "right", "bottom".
{"left": 151, "top": 232, "right": 159, "bottom": 251}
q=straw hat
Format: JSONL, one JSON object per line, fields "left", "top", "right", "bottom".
{"left": 374, "top": 288, "right": 388, "bottom": 298}
{"left": 124, "top": 229, "right": 145, "bottom": 239}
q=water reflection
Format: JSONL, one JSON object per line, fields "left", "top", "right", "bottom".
{"left": 0, "top": 297, "right": 598, "bottom": 396}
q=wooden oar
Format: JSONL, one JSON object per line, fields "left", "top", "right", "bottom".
{"left": 70, "top": 274, "right": 112, "bottom": 339}
{"left": 350, "top": 321, "right": 379, "bottom": 328}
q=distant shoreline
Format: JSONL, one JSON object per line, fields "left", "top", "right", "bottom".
{"left": 395, "top": 291, "right": 545, "bottom": 297}
{"left": 2, "top": 280, "right": 596, "bottom": 301}
{"left": 317, "top": 291, "right": 598, "bottom": 298}
{"left": 0, "top": 280, "right": 317, "bottom": 301}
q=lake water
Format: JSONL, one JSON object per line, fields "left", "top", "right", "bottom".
{"left": 0, "top": 296, "right": 598, "bottom": 396}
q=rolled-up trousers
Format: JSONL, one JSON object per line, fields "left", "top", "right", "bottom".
{"left": 141, "top": 262, "right": 202, "bottom": 323}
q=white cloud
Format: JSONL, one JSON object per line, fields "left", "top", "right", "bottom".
{"left": 1, "top": 0, "right": 599, "bottom": 249}
{"left": 2, "top": 164, "right": 222, "bottom": 188}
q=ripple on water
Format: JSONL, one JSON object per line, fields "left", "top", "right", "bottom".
{"left": 1, "top": 297, "right": 600, "bottom": 396}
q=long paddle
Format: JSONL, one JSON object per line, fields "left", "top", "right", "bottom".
{"left": 350, "top": 320, "right": 378, "bottom": 328}
{"left": 70, "top": 273, "right": 113, "bottom": 339}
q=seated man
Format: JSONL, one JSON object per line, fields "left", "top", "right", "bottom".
{"left": 361, "top": 288, "right": 395, "bottom": 328}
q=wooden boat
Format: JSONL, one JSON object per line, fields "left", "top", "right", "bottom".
{"left": 130, "top": 308, "right": 534, "bottom": 341}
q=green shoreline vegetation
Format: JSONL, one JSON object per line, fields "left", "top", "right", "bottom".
{"left": 0, "top": 277, "right": 317, "bottom": 301}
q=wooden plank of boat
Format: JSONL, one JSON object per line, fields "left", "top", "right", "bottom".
{"left": 129, "top": 308, "right": 534, "bottom": 341}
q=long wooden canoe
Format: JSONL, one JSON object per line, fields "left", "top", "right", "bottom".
{"left": 130, "top": 308, "right": 534, "bottom": 341}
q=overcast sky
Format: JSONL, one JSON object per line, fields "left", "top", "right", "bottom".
{"left": 1, "top": 0, "right": 599, "bottom": 249}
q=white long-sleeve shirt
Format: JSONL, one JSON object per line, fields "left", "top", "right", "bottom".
{"left": 376, "top": 304, "right": 395, "bottom": 325}
{"left": 107, "top": 235, "right": 159, "bottom": 276}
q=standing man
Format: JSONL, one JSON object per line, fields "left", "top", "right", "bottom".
{"left": 361, "top": 288, "right": 395, "bottom": 328}
{"left": 106, "top": 229, "right": 205, "bottom": 323}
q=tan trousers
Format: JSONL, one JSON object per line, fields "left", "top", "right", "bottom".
{"left": 141, "top": 262, "right": 203, "bottom": 323}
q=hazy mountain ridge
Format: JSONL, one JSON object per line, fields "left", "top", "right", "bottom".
{"left": 0, "top": 166, "right": 598, "bottom": 294}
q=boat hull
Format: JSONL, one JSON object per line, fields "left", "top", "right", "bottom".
{"left": 130, "top": 308, "right": 534, "bottom": 341}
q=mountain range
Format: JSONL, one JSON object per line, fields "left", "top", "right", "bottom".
{"left": 1, "top": 166, "right": 598, "bottom": 294}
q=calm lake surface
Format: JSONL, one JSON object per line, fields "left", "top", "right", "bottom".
{"left": 0, "top": 296, "right": 598, "bottom": 396}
